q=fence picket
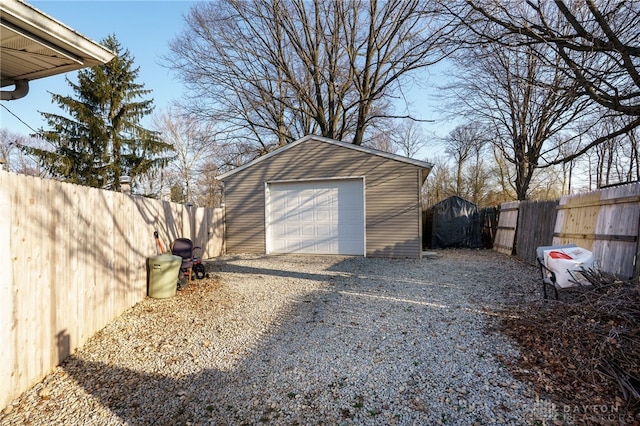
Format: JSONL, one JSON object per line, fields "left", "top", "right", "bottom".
{"left": 0, "top": 172, "right": 14, "bottom": 404}
{"left": 493, "top": 201, "right": 520, "bottom": 255}
{"left": 515, "top": 200, "right": 558, "bottom": 264}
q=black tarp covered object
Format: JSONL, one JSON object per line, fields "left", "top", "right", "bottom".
{"left": 424, "top": 196, "right": 482, "bottom": 249}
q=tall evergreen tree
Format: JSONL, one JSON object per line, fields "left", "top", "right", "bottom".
{"left": 27, "top": 34, "right": 172, "bottom": 191}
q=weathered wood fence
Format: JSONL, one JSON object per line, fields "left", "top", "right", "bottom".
{"left": 494, "top": 182, "right": 640, "bottom": 278}
{"left": 515, "top": 200, "right": 559, "bottom": 265}
{"left": 553, "top": 184, "right": 640, "bottom": 278}
{"left": 0, "top": 170, "right": 224, "bottom": 410}
{"left": 493, "top": 201, "right": 520, "bottom": 255}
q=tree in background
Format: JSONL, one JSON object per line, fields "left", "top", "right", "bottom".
{"left": 484, "top": 152, "right": 516, "bottom": 204}
{"left": 588, "top": 117, "right": 640, "bottom": 188}
{"left": 464, "top": 138, "right": 492, "bottom": 205}
{"left": 424, "top": 123, "right": 504, "bottom": 207}
{"left": 24, "top": 35, "right": 173, "bottom": 192}
{"left": 365, "top": 120, "right": 428, "bottom": 158}
{"left": 422, "top": 156, "right": 456, "bottom": 207}
{"left": 152, "top": 107, "right": 222, "bottom": 207}
{"left": 0, "top": 129, "right": 45, "bottom": 176}
{"left": 453, "top": 0, "right": 640, "bottom": 165}
{"left": 365, "top": 131, "right": 397, "bottom": 154}
{"left": 432, "top": 0, "right": 640, "bottom": 196}
{"left": 391, "top": 121, "right": 428, "bottom": 158}
{"left": 448, "top": 39, "right": 591, "bottom": 200}
{"left": 443, "top": 122, "right": 488, "bottom": 199}
{"left": 167, "top": 0, "right": 453, "bottom": 162}
{"left": 194, "top": 158, "right": 224, "bottom": 208}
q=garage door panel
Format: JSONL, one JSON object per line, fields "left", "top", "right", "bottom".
{"left": 272, "top": 224, "right": 287, "bottom": 234}
{"left": 271, "top": 193, "right": 288, "bottom": 210}
{"left": 267, "top": 179, "right": 364, "bottom": 255}
{"left": 315, "top": 223, "right": 335, "bottom": 236}
{"left": 283, "top": 227, "right": 296, "bottom": 237}
{"left": 316, "top": 195, "right": 332, "bottom": 207}
{"left": 271, "top": 238, "right": 288, "bottom": 252}
{"left": 301, "top": 224, "right": 315, "bottom": 236}
{"left": 315, "top": 240, "right": 333, "bottom": 252}
{"left": 299, "top": 209, "right": 315, "bottom": 222}
{"left": 315, "top": 209, "right": 333, "bottom": 222}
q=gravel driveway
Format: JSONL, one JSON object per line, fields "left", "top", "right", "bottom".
{"left": 1, "top": 250, "right": 560, "bottom": 425}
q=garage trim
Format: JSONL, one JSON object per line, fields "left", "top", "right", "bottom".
{"left": 265, "top": 177, "right": 366, "bottom": 256}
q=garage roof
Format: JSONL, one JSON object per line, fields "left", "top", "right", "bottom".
{"left": 0, "top": 0, "right": 115, "bottom": 88}
{"left": 217, "top": 135, "right": 434, "bottom": 181}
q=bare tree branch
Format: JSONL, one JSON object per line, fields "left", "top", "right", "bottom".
{"left": 166, "top": 0, "right": 453, "bottom": 162}
{"left": 542, "top": 116, "right": 640, "bottom": 166}
{"left": 462, "top": 0, "right": 640, "bottom": 120}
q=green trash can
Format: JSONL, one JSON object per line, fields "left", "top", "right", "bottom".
{"left": 147, "top": 253, "right": 182, "bottom": 298}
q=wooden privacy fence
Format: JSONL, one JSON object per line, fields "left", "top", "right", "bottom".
{"left": 0, "top": 170, "right": 224, "bottom": 410}
{"left": 515, "top": 200, "right": 559, "bottom": 265}
{"left": 493, "top": 182, "right": 640, "bottom": 279}
{"left": 553, "top": 183, "right": 640, "bottom": 279}
{"left": 493, "top": 201, "right": 519, "bottom": 255}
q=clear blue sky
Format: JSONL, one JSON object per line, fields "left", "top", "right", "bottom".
{"left": 1, "top": 0, "right": 197, "bottom": 136}
{"left": 1, "top": 0, "right": 450, "bottom": 158}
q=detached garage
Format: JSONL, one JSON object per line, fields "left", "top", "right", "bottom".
{"left": 216, "top": 135, "right": 433, "bottom": 258}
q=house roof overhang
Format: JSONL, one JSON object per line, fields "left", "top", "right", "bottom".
{"left": 216, "top": 134, "right": 434, "bottom": 181}
{"left": 0, "top": 0, "right": 115, "bottom": 95}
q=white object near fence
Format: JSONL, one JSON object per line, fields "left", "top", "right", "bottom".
{"left": 543, "top": 246, "right": 595, "bottom": 288}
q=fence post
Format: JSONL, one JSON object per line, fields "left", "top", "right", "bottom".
{"left": 186, "top": 201, "right": 194, "bottom": 241}
{"left": 119, "top": 176, "right": 131, "bottom": 194}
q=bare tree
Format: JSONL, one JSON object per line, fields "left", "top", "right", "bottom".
{"left": 391, "top": 120, "right": 428, "bottom": 158}
{"left": 424, "top": 145, "right": 513, "bottom": 206}
{"left": 464, "top": 158, "right": 493, "bottom": 205}
{"left": 465, "top": 128, "right": 492, "bottom": 205}
{"left": 0, "top": 129, "right": 46, "bottom": 176}
{"left": 455, "top": 0, "right": 640, "bottom": 163}
{"left": 422, "top": 156, "right": 456, "bottom": 206}
{"left": 449, "top": 38, "right": 592, "bottom": 200}
{"left": 557, "top": 136, "right": 578, "bottom": 195}
{"left": 195, "top": 157, "right": 225, "bottom": 208}
{"left": 365, "top": 131, "right": 397, "bottom": 154}
{"left": 363, "top": 120, "right": 428, "bottom": 157}
{"left": 152, "top": 107, "right": 221, "bottom": 206}
{"left": 0, "top": 129, "right": 21, "bottom": 172}
{"left": 586, "top": 115, "right": 639, "bottom": 187}
{"left": 443, "top": 122, "right": 488, "bottom": 197}
{"left": 629, "top": 128, "right": 640, "bottom": 182}
{"left": 167, "top": 0, "right": 453, "bottom": 162}
{"left": 488, "top": 148, "right": 517, "bottom": 202}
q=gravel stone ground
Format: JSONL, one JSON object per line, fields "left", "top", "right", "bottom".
{"left": 1, "top": 250, "right": 562, "bottom": 425}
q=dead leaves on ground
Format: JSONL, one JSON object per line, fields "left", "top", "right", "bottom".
{"left": 497, "top": 271, "right": 640, "bottom": 424}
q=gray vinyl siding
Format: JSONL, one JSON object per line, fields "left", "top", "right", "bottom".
{"left": 223, "top": 177, "right": 266, "bottom": 254}
{"left": 222, "top": 138, "right": 424, "bottom": 257}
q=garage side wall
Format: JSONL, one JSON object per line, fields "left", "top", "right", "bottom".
{"left": 223, "top": 139, "right": 423, "bottom": 257}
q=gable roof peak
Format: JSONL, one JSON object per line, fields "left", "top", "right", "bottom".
{"left": 216, "top": 134, "right": 433, "bottom": 180}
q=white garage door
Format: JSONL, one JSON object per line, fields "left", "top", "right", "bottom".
{"left": 266, "top": 179, "right": 365, "bottom": 255}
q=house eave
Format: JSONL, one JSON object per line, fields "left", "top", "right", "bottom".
{"left": 1, "top": 0, "right": 115, "bottom": 88}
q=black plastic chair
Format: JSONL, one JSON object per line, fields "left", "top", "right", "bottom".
{"left": 171, "top": 238, "right": 195, "bottom": 282}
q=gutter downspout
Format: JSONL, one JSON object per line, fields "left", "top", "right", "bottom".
{"left": 1, "top": 80, "right": 29, "bottom": 101}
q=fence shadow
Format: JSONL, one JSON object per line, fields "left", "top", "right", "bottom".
{"left": 0, "top": 170, "right": 223, "bottom": 411}
{"left": 50, "top": 252, "right": 539, "bottom": 424}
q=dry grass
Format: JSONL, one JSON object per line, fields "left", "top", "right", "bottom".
{"left": 498, "top": 270, "right": 640, "bottom": 424}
